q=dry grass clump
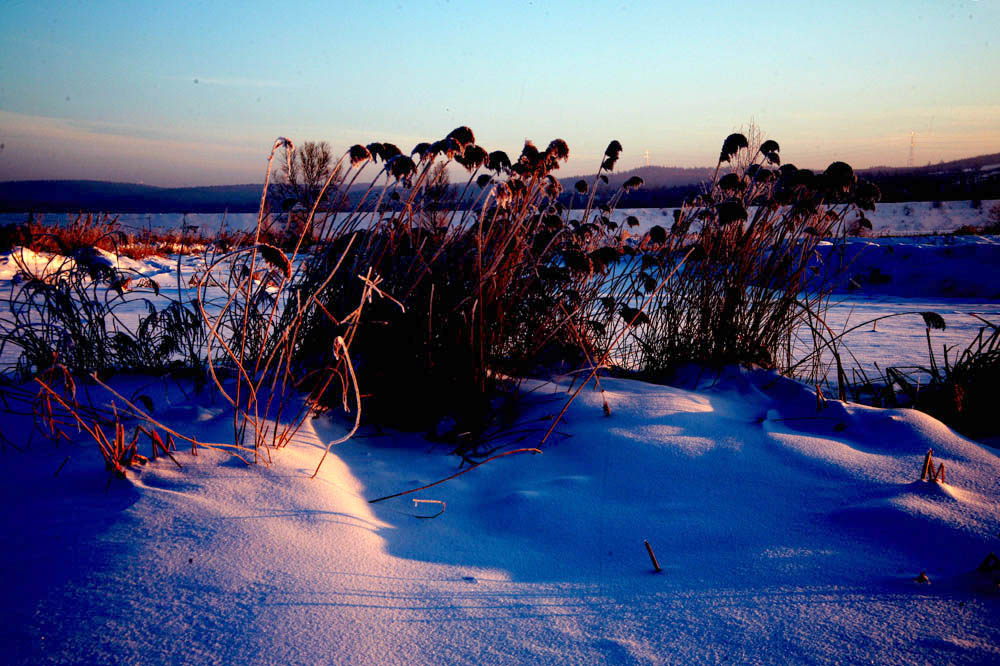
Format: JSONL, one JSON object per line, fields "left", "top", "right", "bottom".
{"left": 4, "top": 214, "right": 162, "bottom": 260}
{"left": 890, "top": 314, "right": 1000, "bottom": 439}
{"left": 0, "top": 126, "right": 881, "bottom": 476}
{"left": 0, "top": 138, "right": 363, "bottom": 473}
{"left": 801, "top": 309, "right": 1000, "bottom": 440}
{"left": 586, "top": 129, "right": 878, "bottom": 382}
{"left": 0, "top": 247, "right": 189, "bottom": 379}
{"left": 279, "top": 129, "right": 637, "bottom": 453}
{"left": 951, "top": 203, "right": 1000, "bottom": 236}
{"left": 0, "top": 213, "right": 243, "bottom": 259}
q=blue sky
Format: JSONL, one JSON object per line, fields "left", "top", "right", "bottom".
{"left": 1, "top": 0, "right": 997, "bottom": 185}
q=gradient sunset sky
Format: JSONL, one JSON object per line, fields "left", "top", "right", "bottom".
{"left": 1, "top": 0, "right": 997, "bottom": 186}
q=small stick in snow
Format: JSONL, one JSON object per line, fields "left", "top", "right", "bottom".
{"left": 368, "top": 448, "right": 541, "bottom": 504}
{"left": 412, "top": 499, "right": 446, "bottom": 519}
{"left": 644, "top": 540, "right": 663, "bottom": 573}
{"left": 919, "top": 450, "right": 947, "bottom": 484}
{"left": 53, "top": 455, "right": 70, "bottom": 477}
{"left": 920, "top": 449, "right": 933, "bottom": 481}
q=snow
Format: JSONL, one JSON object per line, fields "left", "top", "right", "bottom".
{"left": 0, "top": 246, "right": 179, "bottom": 283}
{"left": 2, "top": 371, "right": 998, "bottom": 665}
{"left": 2, "top": 199, "right": 997, "bottom": 237}
{"left": 600, "top": 200, "right": 999, "bottom": 237}
{"left": 0, "top": 246, "right": 76, "bottom": 280}
{"left": 817, "top": 235, "right": 1000, "bottom": 299}
{"left": 3, "top": 205, "right": 1000, "bottom": 664}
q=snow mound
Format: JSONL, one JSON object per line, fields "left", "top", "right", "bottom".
{"left": 0, "top": 246, "right": 76, "bottom": 280}
{"left": 0, "top": 246, "right": 176, "bottom": 282}
{"left": 5, "top": 370, "right": 998, "bottom": 664}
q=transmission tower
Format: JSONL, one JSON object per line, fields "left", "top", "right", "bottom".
{"left": 908, "top": 132, "right": 915, "bottom": 168}
{"left": 644, "top": 149, "right": 650, "bottom": 167}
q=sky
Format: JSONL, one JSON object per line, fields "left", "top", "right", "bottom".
{"left": 0, "top": 0, "right": 998, "bottom": 186}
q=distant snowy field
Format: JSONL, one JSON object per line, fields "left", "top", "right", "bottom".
{"left": 606, "top": 199, "right": 1000, "bottom": 237}
{"left": 2, "top": 198, "right": 997, "bottom": 236}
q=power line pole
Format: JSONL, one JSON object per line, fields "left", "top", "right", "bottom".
{"left": 908, "top": 132, "right": 915, "bottom": 168}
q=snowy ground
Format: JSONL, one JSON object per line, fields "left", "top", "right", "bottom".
{"left": 3, "top": 371, "right": 999, "bottom": 665}
{"left": 2, "top": 211, "right": 999, "bottom": 664}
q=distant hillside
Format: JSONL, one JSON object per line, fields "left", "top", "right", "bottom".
{"left": 571, "top": 153, "right": 1000, "bottom": 207}
{"left": 0, "top": 181, "right": 263, "bottom": 213}
{"left": 2, "top": 151, "right": 999, "bottom": 212}
{"left": 865, "top": 152, "right": 1000, "bottom": 174}
{"left": 561, "top": 165, "right": 715, "bottom": 190}
{"left": 858, "top": 153, "right": 1000, "bottom": 203}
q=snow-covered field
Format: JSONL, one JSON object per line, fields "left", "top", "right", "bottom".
{"left": 2, "top": 198, "right": 997, "bottom": 237}
{"left": 2, "top": 207, "right": 999, "bottom": 665}
{"left": 3, "top": 372, "right": 998, "bottom": 665}
{"left": 605, "top": 200, "right": 1000, "bottom": 237}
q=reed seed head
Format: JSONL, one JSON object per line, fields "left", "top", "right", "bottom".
{"left": 457, "top": 144, "right": 489, "bottom": 171}
{"left": 388, "top": 155, "right": 417, "bottom": 182}
{"left": 349, "top": 144, "right": 373, "bottom": 167}
{"left": 719, "top": 173, "right": 744, "bottom": 191}
{"left": 446, "top": 125, "right": 476, "bottom": 149}
{"left": 380, "top": 143, "right": 403, "bottom": 161}
{"left": 719, "top": 133, "right": 748, "bottom": 163}
{"left": 542, "top": 174, "right": 563, "bottom": 198}
{"left": 410, "top": 142, "right": 432, "bottom": 161}
{"left": 823, "top": 161, "right": 855, "bottom": 192}
{"left": 545, "top": 139, "right": 570, "bottom": 162}
{"left": 366, "top": 142, "right": 385, "bottom": 162}
{"left": 622, "top": 176, "right": 644, "bottom": 191}
{"left": 487, "top": 150, "right": 511, "bottom": 173}
{"left": 716, "top": 200, "right": 749, "bottom": 225}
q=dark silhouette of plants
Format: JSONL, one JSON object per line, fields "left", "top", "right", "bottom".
{"left": 278, "top": 127, "right": 639, "bottom": 454}
{"left": 871, "top": 314, "right": 1000, "bottom": 439}
{"left": 0, "top": 126, "right": 888, "bottom": 474}
{"left": 0, "top": 248, "right": 190, "bottom": 379}
{"left": 586, "top": 129, "right": 879, "bottom": 383}
{"left": 987, "top": 202, "right": 1000, "bottom": 233}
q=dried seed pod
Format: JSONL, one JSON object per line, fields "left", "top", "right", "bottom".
{"left": 622, "top": 176, "right": 644, "bottom": 191}
{"left": 719, "top": 133, "right": 748, "bottom": 163}
{"left": 446, "top": 125, "right": 476, "bottom": 148}
{"left": 258, "top": 244, "right": 292, "bottom": 279}
{"left": 349, "top": 144, "right": 372, "bottom": 166}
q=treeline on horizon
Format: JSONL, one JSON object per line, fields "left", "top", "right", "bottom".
{"left": 2, "top": 153, "right": 998, "bottom": 214}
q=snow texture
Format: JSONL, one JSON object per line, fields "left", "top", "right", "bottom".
{"left": 2, "top": 371, "right": 998, "bottom": 665}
